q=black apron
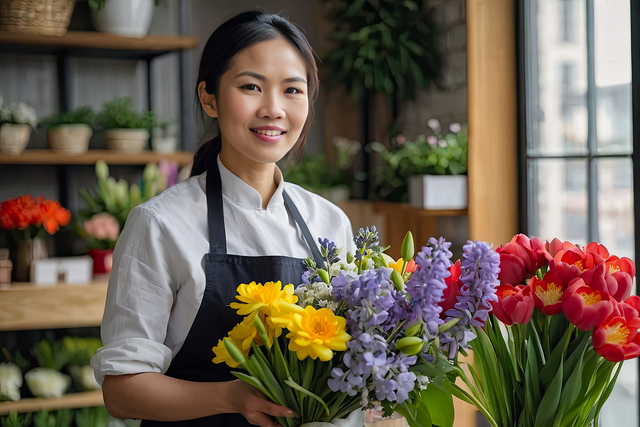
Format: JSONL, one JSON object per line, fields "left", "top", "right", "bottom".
{"left": 141, "top": 160, "right": 323, "bottom": 426}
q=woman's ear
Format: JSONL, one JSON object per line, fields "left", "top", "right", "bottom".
{"left": 198, "top": 81, "right": 218, "bottom": 118}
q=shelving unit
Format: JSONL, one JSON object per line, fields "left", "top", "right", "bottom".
{"left": 0, "top": 280, "right": 108, "bottom": 331}
{"left": 0, "top": 391, "right": 103, "bottom": 415}
{"left": 0, "top": 150, "right": 193, "bottom": 167}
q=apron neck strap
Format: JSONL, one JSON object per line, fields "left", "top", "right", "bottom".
{"left": 206, "top": 159, "right": 325, "bottom": 266}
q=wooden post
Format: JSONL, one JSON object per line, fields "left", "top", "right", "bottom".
{"left": 467, "top": 0, "right": 519, "bottom": 246}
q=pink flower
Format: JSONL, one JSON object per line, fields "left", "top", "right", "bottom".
{"left": 83, "top": 213, "right": 120, "bottom": 241}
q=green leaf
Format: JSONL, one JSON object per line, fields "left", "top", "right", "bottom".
{"left": 552, "top": 334, "right": 589, "bottom": 427}
{"left": 534, "top": 359, "right": 563, "bottom": 427}
{"left": 284, "top": 377, "right": 330, "bottom": 417}
{"left": 423, "top": 377, "right": 454, "bottom": 427}
{"left": 395, "top": 399, "right": 433, "bottom": 427}
{"left": 539, "top": 325, "right": 573, "bottom": 389}
{"left": 232, "top": 371, "right": 276, "bottom": 402}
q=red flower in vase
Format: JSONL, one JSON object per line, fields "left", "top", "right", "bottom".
{"left": 561, "top": 270, "right": 616, "bottom": 331}
{"left": 491, "top": 284, "right": 535, "bottom": 326}
{"left": 529, "top": 269, "right": 568, "bottom": 316}
{"left": 439, "top": 260, "right": 462, "bottom": 315}
{"left": 593, "top": 296, "right": 640, "bottom": 362}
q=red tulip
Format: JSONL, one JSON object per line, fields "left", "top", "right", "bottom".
{"left": 561, "top": 277, "right": 615, "bottom": 331}
{"left": 496, "top": 248, "right": 527, "bottom": 285}
{"left": 529, "top": 270, "right": 567, "bottom": 315}
{"left": 593, "top": 303, "right": 640, "bottom": 362}
{"left": 491, "top": 284, "right": 535, "bottom": 326}
{"left": 440, "top": 260, "right": 462, "bottom": 315}
{"left": 547, "top": 238, "right": 574, "bottom": 258}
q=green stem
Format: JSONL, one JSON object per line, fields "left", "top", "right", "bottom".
{"left": 452, "top": 384, "right": 500, "bottom": 427}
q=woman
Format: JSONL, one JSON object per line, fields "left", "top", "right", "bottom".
{"left": 91, "top": 11, "right": 355, "bottom": 427}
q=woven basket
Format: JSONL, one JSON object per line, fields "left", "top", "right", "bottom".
{"left": 0, "top": 0, "right": 76, "bottom": 36}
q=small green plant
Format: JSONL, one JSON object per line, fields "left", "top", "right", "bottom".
{"left": 371, "top": 120, "right": 468, "bottom": 202}
{"left": 62, "top": 337, "right": 102, "bottom": 367}
{"left": 31, "top": 340, "right": 69, "bottom": 371}
{"left": 75, "top": 407, "right": 109, "bottom": 427}
{"left": 283, "top": 153, "right": 345, "bottom": 193}
{"left": 96, "top": 97, "right": 156, "bottom": 130}
{"left": 1, "top": 412, "right": 32, "bottom": 427}
{"left": 43, "top": 106, "right": 95, "bottom": 127}
{"left": 33, "top": 410, "right": 53, "bottom": 427}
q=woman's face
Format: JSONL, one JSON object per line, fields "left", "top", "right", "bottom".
{"left": 204, "top": 37, "right": 309, "bottom": 167}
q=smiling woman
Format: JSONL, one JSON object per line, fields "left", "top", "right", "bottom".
{"left": 90, "top": 10, "right": 358, "bottom": 427}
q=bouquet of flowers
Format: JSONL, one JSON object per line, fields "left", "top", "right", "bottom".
{"left": 213, "top": 227, "right": 501, "bottom": 427}
{"left": 0, "top": 195, "right": 71, "bottom": 240}
{"left": 453, "top": 234, "right": 638, "bottom": 427}
{"left": 79, "top": 212, "right": 120, "bottom": 250}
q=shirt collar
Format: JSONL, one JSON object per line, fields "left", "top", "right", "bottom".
{"left": 216, "top": 155, "right": 285, "bottom": 210}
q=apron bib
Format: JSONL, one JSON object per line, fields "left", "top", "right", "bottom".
{"left": 141, "top": 160, "right": 323, "bottom": 426}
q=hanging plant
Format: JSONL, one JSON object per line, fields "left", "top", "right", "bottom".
{"left": 323, "top": 0, "right": 442, "bottom": 101}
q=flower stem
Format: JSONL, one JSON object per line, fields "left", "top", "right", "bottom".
{"left": 451, "top": 384, "right": 499, "bottom": 427}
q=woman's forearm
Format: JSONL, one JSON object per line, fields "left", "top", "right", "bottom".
{"left": 102, "top": 373, "right": 235, "bottom": 421}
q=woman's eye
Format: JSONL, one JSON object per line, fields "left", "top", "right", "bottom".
{"left": 242, "top": 84, "right": 259, "bottom": 91}
{"left": 285, "top": 87, "right": 303, "bottom": 94}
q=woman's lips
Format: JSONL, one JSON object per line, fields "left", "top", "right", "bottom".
{"left": 250, "top": 129, "right": 286, "bottom": 143}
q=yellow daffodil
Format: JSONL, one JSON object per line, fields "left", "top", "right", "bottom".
{"left": 388, "top": 258, "right": 417, "bottom": 275}
{"left": 230, "top": 281, "right": 298, "bottom": 316}
{"left": 212, "top": 314, "right": 258, "bottom": 367}
{"left": 272, "top": 306, "right": 351, "bottom": 361}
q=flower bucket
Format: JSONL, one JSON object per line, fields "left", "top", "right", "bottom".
{"left": 0, "top": 123, "right": 31, "bottom": 156}
{"left": 105, "top": 128, "right": 149, "bottom": 153}
{"left": 0, "top": 0, "right": 76, "bottom": 37}
{"left": 88, "top": 248, "right": 113, "bottom": 275}
{"left": 90, "top": 0, "right": 154, "bottom": 38}
{"left": 47, "top": 124, "right": 93, "bottom": 154}
{"left": 15, "top": 237, "right": 48, "bottom": 282}
{"left": 408, "top": 174, "right": 467, "bottom": 210}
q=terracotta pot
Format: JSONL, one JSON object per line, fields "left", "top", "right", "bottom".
{"left": 105, "top": 129, "right": 149, "bottom": 153}
{"left": 88, "top": 248, "right": 113, "bottom": 275}
{"left": 47, "top": 124, "right": 93, "bottom": 154}
{"left": 15, "top": 238, "right": 48, "bottom": 282}
{"left": 0, "top": 123, "right": 31, "bottom": 156}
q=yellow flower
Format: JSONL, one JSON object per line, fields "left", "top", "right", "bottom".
{"left": 273, "top": 306, "right": 351, "bottom": 362}
{"left": 212, "top": 314, "right": 258, "bottom": 367}
{"left": 230, "top": 281, "right": 298, "bottom": 316}
{"left": 389, "top": 258, "right": 405, "bottom": 274}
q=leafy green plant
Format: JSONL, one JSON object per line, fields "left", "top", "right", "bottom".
{"left": 1, "top": 412, "right": 32, "bottom": 427}
{"left": 62, "top": 337, "right": 102, "bottom": 367}
{"left": 371, "top": 121, "right": 468, "bottom": 202}
{"left": 96, "top": 97, "right": 156, "bottom": 130}
{"left": 33, "top": 411, "right": 53, "bottom": 427}
{"left": 283, "top": 153, "right": 345, "bottom": 193}
{"left": 323, "top": 0, "right": 441, "bottom": 101}
{"left": 43, "top": 106, "right": 95, "bottom": 127}
{"left": 75, "top": 407, "right": 109, "bottom": 427}
{"left": 31, "top": 340, "right": 69, "bottom": 372}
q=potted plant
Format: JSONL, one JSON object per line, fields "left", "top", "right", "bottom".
{"left": 62, "top": 336, "right": 102, "bottom": 392}
{"left": 43, "top": 106, "right": 95, "bottom": 154}
{"left": 87, "top": 0, "right": 162, "bottom": 38}
{"left": 0, "top": 97, "right": 38, "bottom": 156}
{"left": 371, "top": 120, "right": 468, "bottom": 209}
{"left": 151, "top": 120, "right": 178, "bottom": 153}
{"left": 79, "top": 212, "right": 119, "bottom": 275}
{"left": 96, "top": 97, "right": 156, "bottom": 153}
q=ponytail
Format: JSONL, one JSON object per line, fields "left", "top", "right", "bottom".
{"left": 190, "top": 136, "right": 222, "bottom": 177}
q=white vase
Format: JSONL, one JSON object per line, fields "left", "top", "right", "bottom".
{"left": 408, "top": 175, "right": 468, "bottom": 210}
{"left": 105, "top": 128, "right": 149, "bottom": 153}
{"left": 0, "top": 123, "right": 31, "bottom": 156}
{"left": 151, "top": 136, "right": 177, "bottom": 153}
{"left": 90, "top": 0, "right": 154, "bottom": 38}
{"left": 300, "top": 410, "right": 365, "bottom": 427}
{"left": 47, "top": 124, "right": 93, "bottom": 154}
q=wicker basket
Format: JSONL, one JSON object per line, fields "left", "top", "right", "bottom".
{"left": 0, "top": 0, "right": 76, "bottom": 36}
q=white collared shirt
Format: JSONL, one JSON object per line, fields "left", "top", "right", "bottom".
{"left": 91, "top": 157, "right": 355, "bottom": 385}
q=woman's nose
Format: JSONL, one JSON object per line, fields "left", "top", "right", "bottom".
{"left": 258, "top": 92, "right": 285, "bottom": 119}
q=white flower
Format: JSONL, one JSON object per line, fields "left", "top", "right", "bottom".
{"left": 69, "top": 365, "right": 100, "bottom": 391}
{"left": 25, "top": 368, "right": 71, "bottom": 398}
{"left": 0, "top": 362, "right": 22, "bottom": 402}
{"left": 427, "top": 119, "right": 440, "bottom": 131}
{"left": 13, "top": 102, "right": 38, "bottom": 128}
{"left": 449, "top": 122, "right": 461, "bottom": 133}
{"left": 416, "top": 375, "right": 431, "bottom": 390}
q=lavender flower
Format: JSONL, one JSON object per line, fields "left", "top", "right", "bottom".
{"left": 405, "top": 237, "right": 453, "bottom": 338}
{"left": 440, "top": 240, "right": 500, "bottom": 358}
{"left": 318, "top": 237, "right": 342, "bottom": 268}
{"left": 353, "top": 226, "right": 380, "bottom": 260}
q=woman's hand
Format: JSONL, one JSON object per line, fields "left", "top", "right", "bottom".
{"left": 224, "top": 379, "right": 296, "bottom": 427}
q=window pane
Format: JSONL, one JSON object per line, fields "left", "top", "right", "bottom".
{"left": 527, "top": 0, "right": 588, "bottom": 156}
{"left": 594, "top": 0, "right": 632, "bottom": 155}
{"left": 528, "top": 159, "right": 588, "bottom": 244}
{"left": 597, "top": 158, "right": 634, "bottom": 259}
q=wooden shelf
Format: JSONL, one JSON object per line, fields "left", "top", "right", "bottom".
{"left": 0, "top": 281, "right": 108, "bottom": 331}
{"left": 0, "top": 150, "right": 194, "bottom": 166}
{"left": 0, "top": 391, "right": 103, "bottom": 415}
{"left": 0, "top": 31, "right": 197, "bottom": 58}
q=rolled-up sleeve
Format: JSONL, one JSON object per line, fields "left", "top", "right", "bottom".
{"left": 91, "top": 206, "right": 177, "bottom": 385}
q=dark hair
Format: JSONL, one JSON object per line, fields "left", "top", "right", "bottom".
{"left": 191, "top": 11, "right": 320, "bottom": 177}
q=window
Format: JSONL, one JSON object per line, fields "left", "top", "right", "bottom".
{"left": 522, "top": 0, "right": 635, "bottom": 425}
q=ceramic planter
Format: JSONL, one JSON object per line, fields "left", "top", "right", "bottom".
{"left": 105, "top": 128, "right": 149, "bottom": 153}
{"left": 151, "top": 136, "right": 177, "bottom": 153}
{"left": 88, "top": 248, "right": 113, "bottom": 276}
{"left": 47, "top": 124, "right": 93, "bottom": 154}
{"left": 0, "top": 123, "right": 31, "bottom": 156}
{"left": 90, "top": 0, "right": 154, "bottom": 38}
{"left": 408, "top": 175, "right": 468, "bottom": 210}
